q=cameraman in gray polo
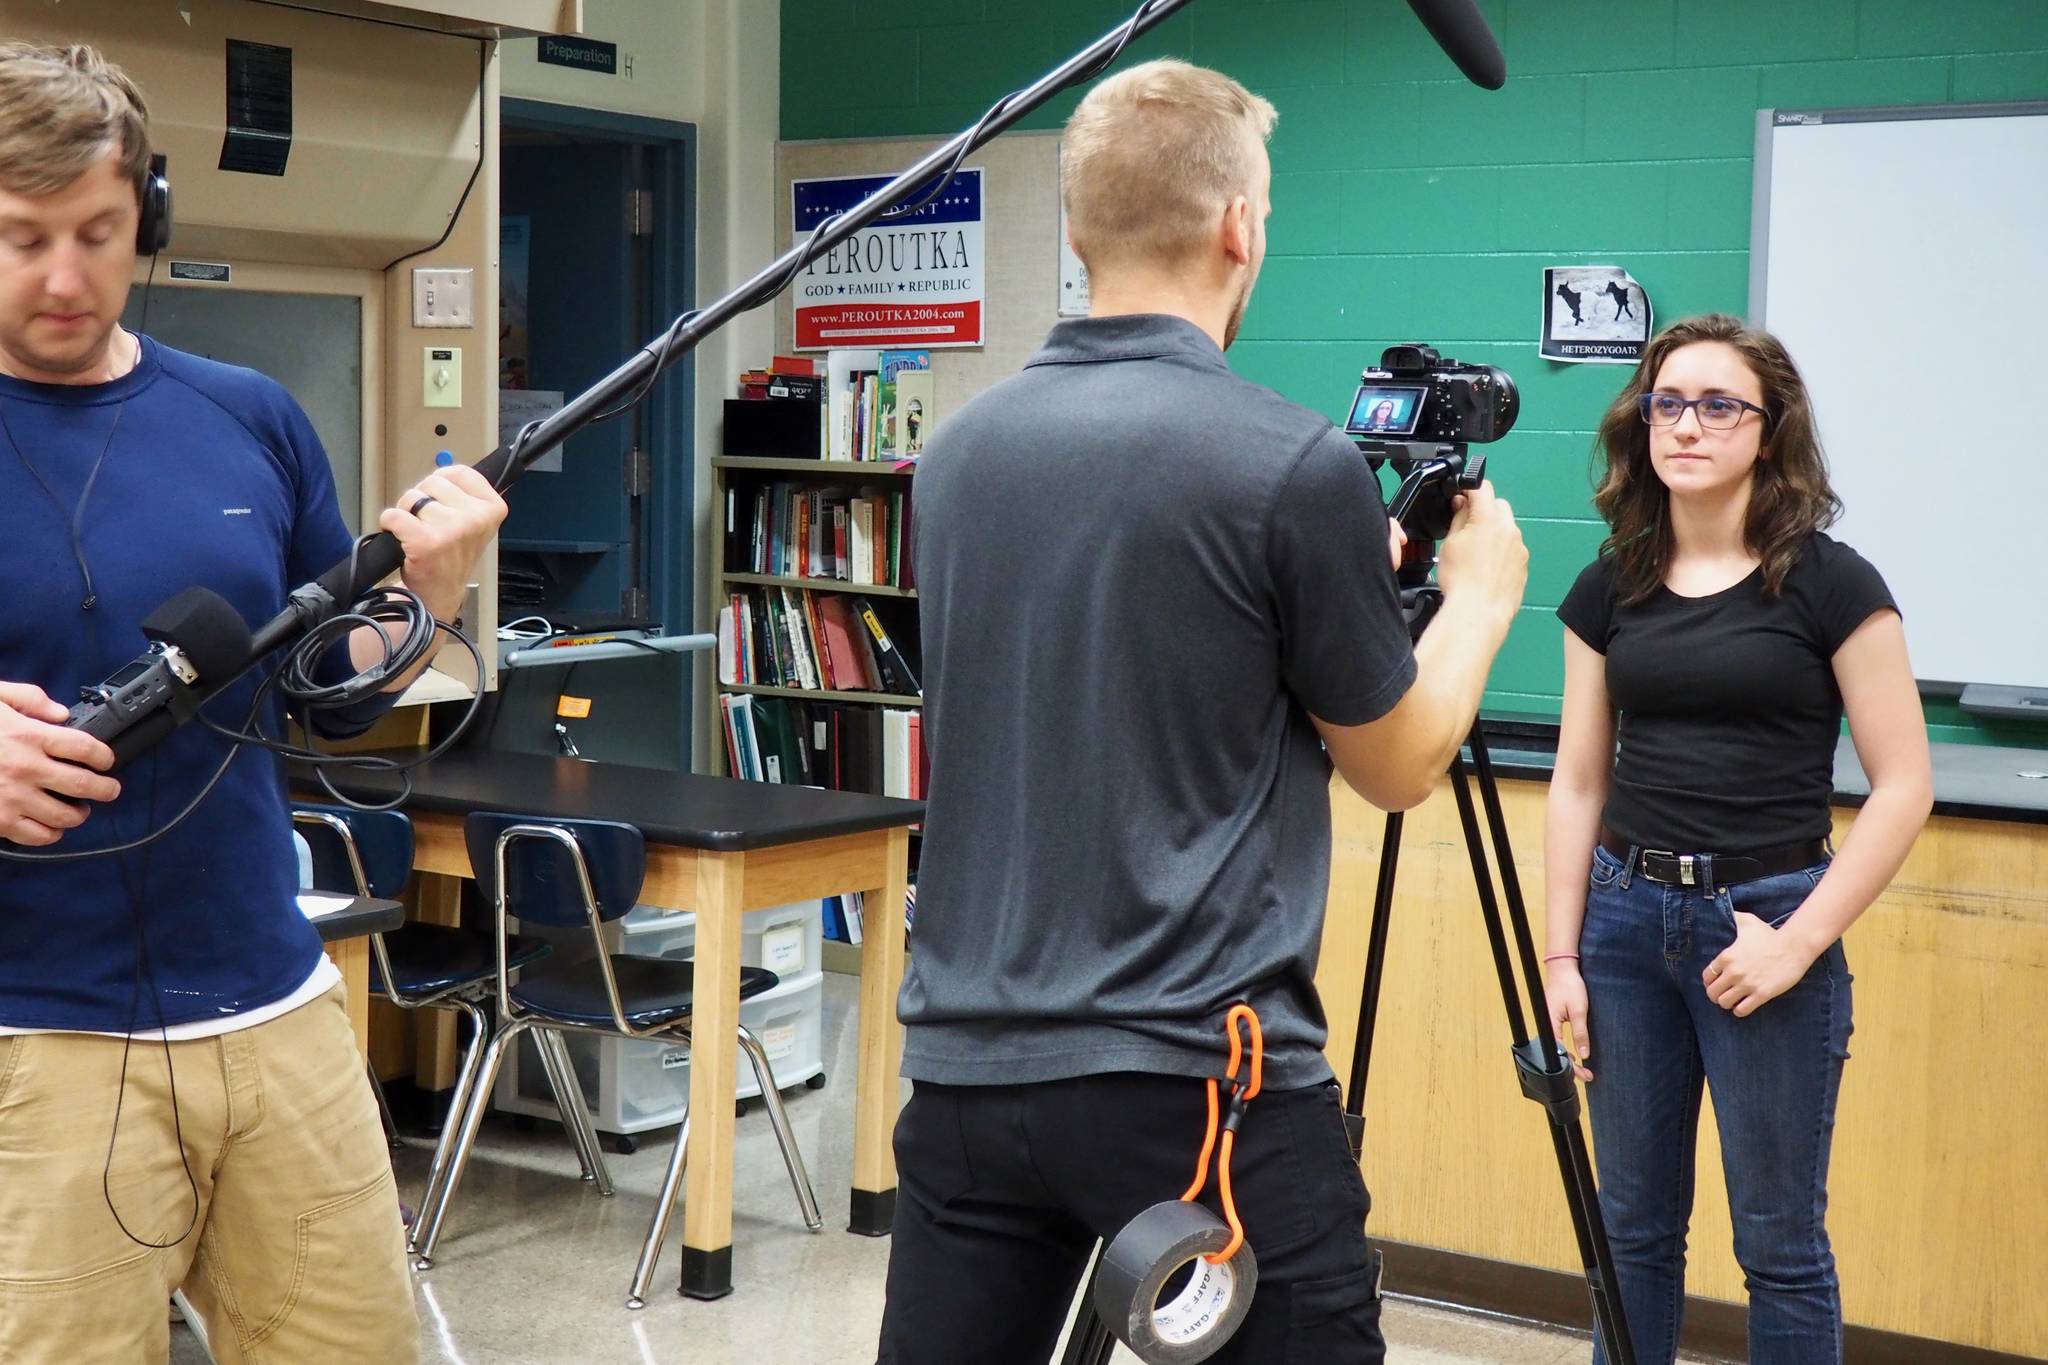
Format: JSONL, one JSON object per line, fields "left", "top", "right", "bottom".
{"left": 877, "top": 59, "right": 1527, "bottom": 1365}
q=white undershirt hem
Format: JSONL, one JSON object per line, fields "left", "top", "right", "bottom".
{"left": 0, "top": 956, "right": 343, "bottom": 1041}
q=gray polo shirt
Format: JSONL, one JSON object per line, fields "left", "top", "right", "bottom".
{"left": 900, "top": 313, "right": 1417, "bottom": 1090}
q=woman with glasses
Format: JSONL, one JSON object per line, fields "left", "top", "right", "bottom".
{"left": 1542, "top": 313, "right": 1931, "bottom": 1364}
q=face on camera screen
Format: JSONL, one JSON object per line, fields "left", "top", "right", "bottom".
{"left": 1346, "top": 384, "right": 1426, "bottom": 437}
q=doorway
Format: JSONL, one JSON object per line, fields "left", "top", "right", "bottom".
{"left": 498, "top": 100, "right": 694, "bottom": 631}
{"left": 494, "top": 101, "right": 696, "bottom": 770}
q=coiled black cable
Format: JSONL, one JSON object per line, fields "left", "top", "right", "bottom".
{"left": 0, "top": 539, "right": 488, "bottom": 863}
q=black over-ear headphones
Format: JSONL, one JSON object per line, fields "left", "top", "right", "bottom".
{"left": 136, "top": 153, "right": 172, "bottom": 256}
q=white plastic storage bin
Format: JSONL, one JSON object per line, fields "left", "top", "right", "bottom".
{"left": 493, "top": 973, "right": 825, "bottom": 1135}
{"left": 605, "top": 898, "right": 823, "bottom": 982}
{"left": 492, "top": 901, "right": 826, "bottom": 1136}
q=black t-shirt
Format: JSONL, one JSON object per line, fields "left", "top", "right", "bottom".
{"left": 900, "top": 314, "right": 1418, "bottom": 1090}
{"left": 1557, "top": 532, "right": 1896, "bottom": 851}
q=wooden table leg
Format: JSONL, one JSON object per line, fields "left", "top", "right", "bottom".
{"left": 850, "top": 826, "right": 910, "bottom": 1236}
{"left": 325, "top": 938, "right": 371, "bottom": 1054}
{"left": 680, "top": 848, "right": 744, "bottom": 1300}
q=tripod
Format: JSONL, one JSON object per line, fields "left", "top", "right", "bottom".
{"left": 1346, "top": 711, "right": 1638, "bottom": 1365}
{"left": 1059, "top": 449, "right": 1636, "bottom": 1365}
{"left": 1339, "top": 445, "right": 1637, "bottom": 1365}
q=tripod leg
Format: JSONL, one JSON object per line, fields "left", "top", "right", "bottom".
{"left": 1056, "top": 1242, "right": 1120, "bottom": 1365}
{"left": 1464, "top": 734, "right": 1638, "bottom": 1356}
{"left": 1468, "top": 736, "right": 1565, "bottom": 1058}
{"left": 1462, "top": 736, "right": 1635, "bottom": 1358}
{"left": 1346, "top": 809, "right": 1404, "bottom": 1130}
{"left": 1548, "top": 1113, "right": 1634, "bottom": 1364}
{"left": 1442, "top": 733, "right": 1639, "bottom": 1365}
{"left": 1443, "top": 756, "right": 1529, "bottom": 1033}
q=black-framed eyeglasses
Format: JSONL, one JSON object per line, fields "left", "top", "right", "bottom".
{"left": 1639, "top": 392, "right": 1768, "bottom": 430}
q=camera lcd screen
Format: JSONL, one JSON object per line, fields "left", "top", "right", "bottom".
{"left": 1345, "top": 383, "right": 1428, "bottom": 438}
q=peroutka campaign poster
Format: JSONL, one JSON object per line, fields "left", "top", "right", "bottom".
{"left": 792, "top": 169, "right": 985, "bottom": 350}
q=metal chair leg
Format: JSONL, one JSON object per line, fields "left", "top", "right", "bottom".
{"left": 410, "top": 997, "right": 492, "bottom": 1252}
{"left": 367, "top": 1061, "right": 403, "bottom": 1148}
{"left": 737, "top": 1025, "right": 823, "bottom": 1232}
{"left": 625, "top": 1108, "right": 691, "bottom": 1309}
{"left": 536, "top": 1027, "right": 613, "bottom": 1194}
{"left": 411, "top": 1018, "right": 528, "bottom": 1269}
{"left": 533, "top": 1027, "right": 603, "bottom": 1182}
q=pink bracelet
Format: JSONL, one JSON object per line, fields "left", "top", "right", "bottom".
{"left": 1542, "top": 953, "right": 1580, "bottom": 963}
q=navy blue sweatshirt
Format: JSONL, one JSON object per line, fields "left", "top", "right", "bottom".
{"left": 0, "top": 336, "right": 388, "bottom": 1031}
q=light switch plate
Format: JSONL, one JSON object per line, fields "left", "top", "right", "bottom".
{"left": 423, "top": 345, "right": 462, "bottom": 408}
{"left": 412, "top": 267, "right": 474, "bottom": 328}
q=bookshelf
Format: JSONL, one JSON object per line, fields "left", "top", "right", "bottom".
{"left": 723, "top": 572, "right": 917, "bottom": 600}
{"left": 710, "top": 454, "right": 925, "bottom": 793}
{"left": 717, "top": 456, "right": 914, "bottom": 477}
{"left": 723, "top": 682, "right": 921, "bottom": 708}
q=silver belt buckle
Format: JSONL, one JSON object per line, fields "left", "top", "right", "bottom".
{"left": 1644, "top": 848, "right": 1687, "bottom": 885}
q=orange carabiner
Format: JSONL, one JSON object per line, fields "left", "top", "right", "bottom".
{"left": 1223, "top": 1002, "right": 1263, "bottom": 1103}
{"left": 1179, "top": 1003, "right": 1264, "bottom": 1265}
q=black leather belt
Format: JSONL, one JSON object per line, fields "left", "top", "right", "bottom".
{"left": 1600, "top": 829, "right": 1827, "bottom": 889}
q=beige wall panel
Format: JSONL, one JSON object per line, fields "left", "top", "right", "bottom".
{"left": 10, "top": 0, "right": 488, "bottom": 269}
{"left": 1316, "top": 776, "right": 2048, "bottom": 1356}
{"left": 497, "top": 0, "right": 693, "bottom": 120}
{"left": 287, "top": 0, "right": 580, "bottom": 36}
{"left": 381, "top": 52, "right": 499, "bottom": 689}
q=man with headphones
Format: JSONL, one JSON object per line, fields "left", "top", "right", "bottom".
{"left": 0, "top": 43, "right": 502, "bottom": 1362}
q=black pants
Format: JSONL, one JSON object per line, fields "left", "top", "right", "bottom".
{"left": 876, "top": 1072, "right": 1385, "bottom": 1365}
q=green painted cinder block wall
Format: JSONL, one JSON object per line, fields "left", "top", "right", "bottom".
{"left": 781, "top": 0, "right": 2048, "bottom": 743}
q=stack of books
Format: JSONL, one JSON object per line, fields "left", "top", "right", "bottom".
{"left": 721, "top": 350, "right": 941, "bottom": 464}
{"left": 736, "top": 354, "right": 820, "bottom": 399}
{"left": 725, "top": 481, "right": 912, "bottom": 588}
{"left": 821, "top": 885, "right": 918, "bottom": 946}
{"left": 825, "top": 348, "right": 935, "bottom": 462}
{"left": 718, "top": 588, "right": 919, "bottom": 697}
{"left": 717, "top": 694, "right": 925, "bottom": 800}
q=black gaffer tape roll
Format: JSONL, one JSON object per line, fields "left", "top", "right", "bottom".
{"left": 1092, "top": 1200, "right": 1258, "bottom": 1364}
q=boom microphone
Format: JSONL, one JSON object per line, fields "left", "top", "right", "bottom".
{"left": 1405, "top": 0, "right": 1507, "bottom": 90}
{"left": 141, "top": 587, "right": 255, "bottom": 682}
{"left": 66, "top": 587, "right": 254, "bottom": 768}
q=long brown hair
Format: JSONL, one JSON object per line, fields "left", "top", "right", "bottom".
{"left": 1592, "top": 313, "right": 1841, "bottom": 604}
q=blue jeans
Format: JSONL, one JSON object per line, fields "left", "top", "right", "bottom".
{"left": 1581, "top": 843, "right": 1853, "bottom": 1365}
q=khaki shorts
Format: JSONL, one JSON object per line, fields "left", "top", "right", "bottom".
{"left": 0, "top": 985, "right": 418, "bottom": 1364}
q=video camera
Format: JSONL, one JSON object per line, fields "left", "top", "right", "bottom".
{"left": 1345, "top": 344, "right": 1519, "bottom": 634}
{"left": 1345, "top": 343, "right": 1517, "bottom": 447}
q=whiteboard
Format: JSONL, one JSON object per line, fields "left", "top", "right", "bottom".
{"left": 1751, "top": 103, "right": 2048, "bottom": 688}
